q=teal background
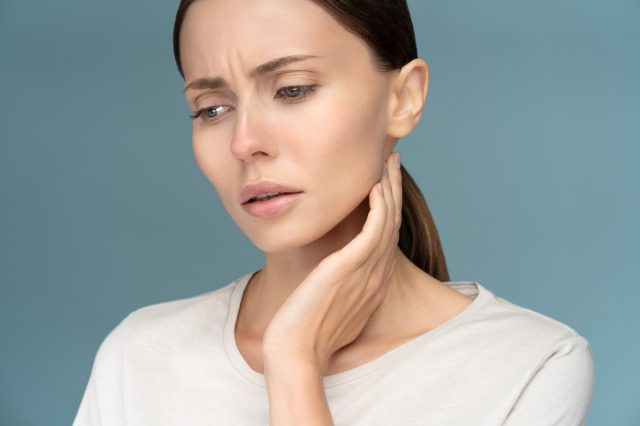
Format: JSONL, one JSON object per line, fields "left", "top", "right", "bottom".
{"left": 1, "top": 0, "right": 638, "bottom": 424}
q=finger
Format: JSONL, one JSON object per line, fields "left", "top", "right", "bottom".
{"left": 358, "top": 158, "right": 397, "bottom": 299}
{"left": 329, "top": 181, "right": 387, "bottom": 271}
{"left": 366, "top": 155, "right": 402, "bottom": 292}
{"left": 385, "top": 153, "right": 401, "bottom": 230}
{"left": 387, "top": 152, "right": 403, "bottom": 229}
{"left": 376, "top": 160, "right": 396, "bottom": 256}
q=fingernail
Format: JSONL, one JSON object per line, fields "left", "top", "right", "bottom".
{"left": 394, "top": 152, "right": 401, "bottom": 169}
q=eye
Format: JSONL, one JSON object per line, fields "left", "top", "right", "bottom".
{"left": 275, "top": 85, "right": 317, "bottom": 103}
{"left": 189, "top": 105, "right": 232, "bottom": 122}
{"left": 189, "top": 85, "right": 317, "bottom": 123}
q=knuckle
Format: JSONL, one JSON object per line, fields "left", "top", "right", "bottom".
{"left": 363, "top": 282, "right": 379, "bottom": 299}
{"left": 338, "top": 251, "right": 363, "bottom": 271}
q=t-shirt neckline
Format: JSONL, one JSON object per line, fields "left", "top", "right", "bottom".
{"left": 223, "top": 270, "right": 491, "bottom": 388}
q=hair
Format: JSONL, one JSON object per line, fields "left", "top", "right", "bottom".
{"left": 172, "top": 0, "right": 451, "bottom": 282}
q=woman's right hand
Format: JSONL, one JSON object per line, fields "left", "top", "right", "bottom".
{"left": 262, "top": 151, "right": 403, "bottom": 372}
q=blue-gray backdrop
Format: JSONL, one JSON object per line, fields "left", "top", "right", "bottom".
{"left": 1, "top": 0, "right": 638, "bottom": 424}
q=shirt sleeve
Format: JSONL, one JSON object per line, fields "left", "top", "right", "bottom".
{"left": 72, "top": 314, "right": 132, "bottom": 426}
{"left": 504, "top": 333, "right": 595, "bottom": 425}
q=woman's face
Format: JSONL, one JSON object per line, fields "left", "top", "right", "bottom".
{"left": 180, "top": 0, "right": 398, "bottom": 252}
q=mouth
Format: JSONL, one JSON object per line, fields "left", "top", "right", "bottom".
{"left": 240, "top": 179, "right": 304, "bottom": 205}
{"left": 241, "top": 191, "right": 304, "bottom": 218}
{"left": 242, "top": 191, "right": 303, "bottom": 204}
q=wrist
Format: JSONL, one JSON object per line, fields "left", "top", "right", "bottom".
{"left": 263, "top": 354, "right": 333, "bottom": 426}
{"left": 263, "top": 349, "right": 323, "bottom": 374}
{"left": 263, "top": 340, "right": 322, "bottom": 366}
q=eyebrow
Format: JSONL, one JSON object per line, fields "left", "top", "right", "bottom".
{"left": 183, "top": 54, "right": 320, "bottom": 93}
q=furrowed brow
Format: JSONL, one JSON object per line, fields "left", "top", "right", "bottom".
{"left": 183, "top": 54, "right": 320, "bottom": 93}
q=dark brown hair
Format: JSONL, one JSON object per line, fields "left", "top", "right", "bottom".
{"left": 172, "top": 0, "right": 450, "bottom": 282}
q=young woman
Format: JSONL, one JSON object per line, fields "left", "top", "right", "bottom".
{"left": 74, "top": 1, "right": 594, "bottom": 424}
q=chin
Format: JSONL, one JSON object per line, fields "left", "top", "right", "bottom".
{"left": 237, "top": 194, "right": 370, "bottom": 255}
{"left": 248, "top": 230, "right": 312, "bottom": 254}
{"left": 241, "top": 217, "right": 335, "bottom": 254}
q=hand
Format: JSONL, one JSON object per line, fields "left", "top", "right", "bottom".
{"left": 261, "top": 151, "right": 403, "bottom": 372}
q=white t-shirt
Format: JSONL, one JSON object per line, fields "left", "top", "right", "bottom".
{"left": 73, "top": 271, "right": 594, "bottom": 425}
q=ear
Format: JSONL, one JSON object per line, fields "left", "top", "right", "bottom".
{"left": 386, "top": 58, "right": 429, "bottom": 138}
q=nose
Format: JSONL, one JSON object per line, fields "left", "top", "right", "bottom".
{"left": 229, "top": 101, "right": 277, "bottom": 163}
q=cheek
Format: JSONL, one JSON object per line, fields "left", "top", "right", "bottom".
{"left": 257, "top": 89, "right": 388, "bottom": 250}
{"left": 299, "top": 92, "right": 387, "bottom": 197}
{"left": 188, "top": 86, "right": 389, "bottom": 253}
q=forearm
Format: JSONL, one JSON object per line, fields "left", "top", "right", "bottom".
{"left": 263, "top": 354, "right": 334, "bottom": 426}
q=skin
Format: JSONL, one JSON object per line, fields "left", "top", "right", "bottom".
{"left": 179, "top": 0, "right": 473, "bottom": 423}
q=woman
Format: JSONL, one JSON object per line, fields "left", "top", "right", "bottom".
{"left": 74, "top": 0, "right": 594, "bottom": 424}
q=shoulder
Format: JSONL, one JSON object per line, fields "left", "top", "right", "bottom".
{"left": 92, "top": 276, "right": 241, "bottom": 360}
{"left": 468, "top": 283, "right": 592, "bottom": 351}
{"left": 444, "top": 282, "right": 594, "bottom": 387}
{"left": 488, "top": 290, "right": 594, "bottom": 374}
{"left": 465, "top": 287, "right": 593, "bottom": 381}
{"left": 447, "top": 282, "right": 596, "bottom": 424}
{"left": 473, "top": 291, "right": 596, "bottom": 423}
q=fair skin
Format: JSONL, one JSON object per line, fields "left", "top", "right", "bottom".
{"left": 180, "top": 0, "right": 473, "bottom": 424}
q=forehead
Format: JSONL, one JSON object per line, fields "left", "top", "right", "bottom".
{"left": 179, "top": 0, "right": 376, "bottom": 80}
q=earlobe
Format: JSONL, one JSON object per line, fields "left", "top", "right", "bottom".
{"left": 386, "top": 58, "right": 429, "bottom": 138}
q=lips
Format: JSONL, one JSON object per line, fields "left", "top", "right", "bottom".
{"left": 246, "top": 192, "right": 288, "bottom": 203}
{"left": 240, "top": 180, "right": 303, "bottom": 205}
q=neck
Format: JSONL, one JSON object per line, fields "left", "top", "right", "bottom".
{"left": 236, "top": 197, "right": 442, "bottom": 343}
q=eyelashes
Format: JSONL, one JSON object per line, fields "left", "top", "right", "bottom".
{"left": 189, "top": 105, "right": 229, "bottom": 122}
{"left": 189, "top": 84, "right": 318, "bottom": 123}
